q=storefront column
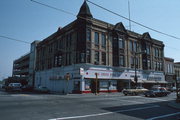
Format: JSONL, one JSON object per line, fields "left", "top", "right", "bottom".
{"left": 80, "top": 76, "right": 85, "bottom": 92}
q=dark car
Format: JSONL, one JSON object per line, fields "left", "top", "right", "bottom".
{"left": 144, "top": 87, "right": 170, "bottom": 97}
{"left": 22, "top": 85, "right": 33, "bottom": 92}
{"left": 34, "top": 86, "right": 50, "bottom": 93}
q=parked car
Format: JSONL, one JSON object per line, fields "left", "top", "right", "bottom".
{"left": 34, "top": 86, "right": 50, "bottom": 93}
{"left": 166, "top": 86, "right": 176, "bottom": 92}
{"left": 21, "top": 85, "right": 33, "bottom": 92}
{"left": 5, "top": 83, "right": 22, "bottom": 92}
{"left": 122, "top": 87, "right": 148, "bottom": 96}
{"left": 144, "top": 87, "right": 171, "bottom": 97}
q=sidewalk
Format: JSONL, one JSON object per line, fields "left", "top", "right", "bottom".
{"left": 168, "top": 100, "right": 180, "bottom": 110}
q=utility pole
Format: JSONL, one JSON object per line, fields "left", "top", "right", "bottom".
{"left": 65, "top": 73, "right": 70, "bottom": 94}
{"left": 128, "top": 0, "right": 131, "bottom": 31}
{"left": 134, "top": 50, "right": 146, "bottom": 88}
{"left": 95, "top": 73, "right": 98, "bottom": 95}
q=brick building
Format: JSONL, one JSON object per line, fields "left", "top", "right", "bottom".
{"left": 35, "top": 1, "right": 166, "bottom": 93}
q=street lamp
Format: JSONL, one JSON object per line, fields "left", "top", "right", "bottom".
{"left": 134, "top": 50, "right": 146, "bottom": 89}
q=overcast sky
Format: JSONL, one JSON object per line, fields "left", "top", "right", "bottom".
{"left": 0, "top": 0, "right": 180, "bottom": 80}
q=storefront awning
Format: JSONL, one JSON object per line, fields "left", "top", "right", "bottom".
{"left": 142, "top": 80, "right": 168, "bottom": 84}
{"left": 156, "top": 81, "right": 168, "bottom": 84}
{"left": 142, "top": 80, "right": 157, "bottom": 83}
{"left": 131, "top": 79, "right": 143, "bottom": 83}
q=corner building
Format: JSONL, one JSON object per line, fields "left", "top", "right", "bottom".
{"left": 35, "top": 1, "right": 166, "bottom": 93}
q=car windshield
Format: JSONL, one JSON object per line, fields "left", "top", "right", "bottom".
{"left": 14, "top": 84, "right": 21, "bottom": 87}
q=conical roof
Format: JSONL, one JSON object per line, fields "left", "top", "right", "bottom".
{"left": 77, "top": 1, "right": 93, "bottom": 18}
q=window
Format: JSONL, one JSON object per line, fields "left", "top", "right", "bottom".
{"left": 101, "top": 33, "right": 106, "bottom": 47}
{"left": 160, "top": 62, "right": 163, "bottom": 71}
{"left": 54, "top": 55, "right": 62, "bottom": 67}
{"left": 131, "top": 56, "right": 134, "bottom": 68}
{"left": 69, "top": 53, "right": 71, "bottom": 65}
{"left": 86, "top": 50, "right": 91, "bottom": 63}
{"left": 135, "top": 58, "right": 138, "bottom": 68}
{"left": 94, "top": 51, "right": 99, "bottom": 65}
{"left": 119, "top": 38, "right": 124, "bottom": 49}
{"left": 154, "top": 61, "right": 157, "bottom": 70}
{"left": 85, "top": 80, "right": 91, "bottom": 90}
{"left": 133, "top": 42, "right": 137, "bottom": 52}
{"left": 80, "top": 53, "right": 85, "bottom": 63}
{"left": 157, "top": 62, "right": 160, "bottom": 71}
{"left": 86, "top": 29, "right": 91, "bottom": 41}
{"left": 102, "top": 52, "right": 106, "bottom": 65}
{"left": 157, "top": 49, "right": 159, "bottom": 57}
{"left": 146, "top": 45, "right": 150, "bottom": 55}
{"left": 66, "top": 35, "right": 68, "bottom": 48}
{"left": 94, "top": 32, "right": 99, "bottom": 45}
{"left": 159, "top": 49, "right": 162, "bottom": 58}
{"left": 129, "top": 41, "right": 133, "bottom": 51}
{"left": 155, "top": 48, "right": 159, "bottom": 57}
{"left": 147, "top": 60, "right": 151, "bottom": 69}
{"left": 119, "top": 55, "right": 124, "bottom": 66}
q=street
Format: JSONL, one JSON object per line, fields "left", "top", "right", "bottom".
{"left": 0, "top": 91, "right": 180, "bottom": 120}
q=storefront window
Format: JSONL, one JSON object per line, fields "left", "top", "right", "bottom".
{"left": 85, "top": 80, "right": 91, "bottom": 90}
{"left": 100, "top": 81, "right": 108, "bottom": 90}
{"left": 110, "top": 80, "right": 117, "bottom": 90}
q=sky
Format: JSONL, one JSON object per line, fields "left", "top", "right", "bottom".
{"left": 0, "top": 0, "right": 180, "bottom": 80}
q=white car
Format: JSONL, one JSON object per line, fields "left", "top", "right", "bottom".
{"left": 6, "top": 83, "right": 22, "bottom": 92}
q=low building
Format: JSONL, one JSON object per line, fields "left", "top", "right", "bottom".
{"left": 174, "top": 62, "right": 180, "bottom": 85}
{"left": 12, "top": 41, "right": 40, "bottom": 86}
{"left": 164, "top": 57, "right": 175, "bottom": 87}
{"left": 35, "top": 1, "right": 166, "bottom": 93}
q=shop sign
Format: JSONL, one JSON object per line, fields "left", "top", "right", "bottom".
{"left": 80, "top": 68, "right": 84, "bottom": 75}
{"left": 147, "top": 76, "right": 162, "bottom": 81}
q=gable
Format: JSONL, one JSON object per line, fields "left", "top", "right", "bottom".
{"left": 114, "top": 22, "right": 126, "bottom": 33}
{"left": 142, "top": 32, "right": 151, "bottom": 40}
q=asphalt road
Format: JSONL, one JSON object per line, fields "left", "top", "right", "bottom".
{"left": 0, "top": 91, "right": 180, "bottom": 120}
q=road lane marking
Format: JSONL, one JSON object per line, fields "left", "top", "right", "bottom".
{"left": 49, "top": 105, "right": 159, "bottom": 120}
{"left": 119, "top": 99, "right": 144, "bottom": 104}
{"left": 145, "top": 98, "right": 168, "bottom": 102}
{"left": 146, "top": 112, "right": 180, "bottom": 120}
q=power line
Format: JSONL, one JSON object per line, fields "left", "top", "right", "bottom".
{"left": 30, "top": 0, "right": 180, "bottom": 51}
{"left": 0, "top": 35, "right": 30, "bottom": 44}
{"left": 165, "top": 45, "right": 180, "bottom": 51}
{"left": 86, "top": 0, "right": 180, "bottom": 40}
{"left": 30, "top": 0, "right": 76, "bottom": 17}
{"left": 30, "top": 0, "right": 112, "bottom": 27}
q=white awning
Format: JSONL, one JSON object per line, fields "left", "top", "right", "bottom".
{"left": 156, "top": 81, "right": 168, "bottom": 84}
{"left": 142, "top": 80, "right": 157, "bottom": 83}
{"left": 131, "top": 79, "right": 143, "bottom": 83}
